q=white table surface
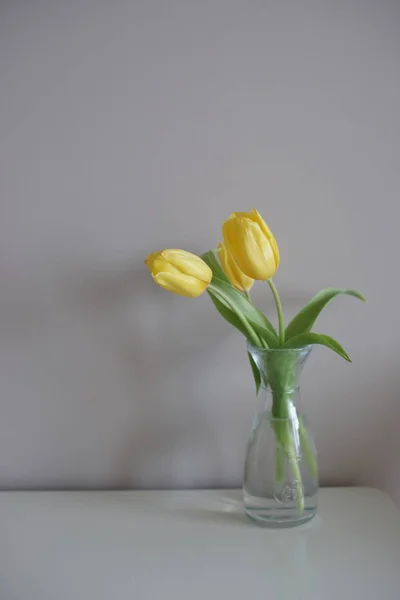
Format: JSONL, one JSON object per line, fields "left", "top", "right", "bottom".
{"left": 1, "top": 487, "right": 400, "bottom": 600}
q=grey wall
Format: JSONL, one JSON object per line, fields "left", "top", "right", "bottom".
{"left": 1, "top": 0, "right": 399, "bottom": 502}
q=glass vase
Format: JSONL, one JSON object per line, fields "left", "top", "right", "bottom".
{"left": 244, "top": 344, "right": 318, "bottom": 527}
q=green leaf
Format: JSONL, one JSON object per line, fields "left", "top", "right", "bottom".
{"left": 208, "top": 277, "right": 279, "bottom": 348}
{"left": 200, "top": 249, "right": 230, "bottom": 284}
{"left": 248, "top": 351, "right": 261, "bottom": 394}
{"left": 207, "top": 291, "right": 255, "bottom": 341}
{"left": 207, "top": 286, "right": 274, "bottom": 348}
{"left": 201, "top": 249, "right": 279, "bottom": 347}
{"left": 282, "top": 332, "right": 351, "bottom": 362}
{"left": 248, "top": 320, "right": 279, "bottom": 349}
{"left": 285, "top": 288, "right": 366, "bottom": 340}
{"left": 202, "top": 250, "right": 277, "bottom": 334}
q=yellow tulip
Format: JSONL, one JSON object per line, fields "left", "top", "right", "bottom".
{"left": 217, "top": 242, "right": 254, "bottom": 292}
{"left": 222, "top": 209, "right": 280, "bottom": 280}
{"left": 145, "top": 249, "right": 212, "bottom": 297}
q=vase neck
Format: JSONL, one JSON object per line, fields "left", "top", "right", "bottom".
{"left": 248, "top": 344, "right": 312, "bottom": 418}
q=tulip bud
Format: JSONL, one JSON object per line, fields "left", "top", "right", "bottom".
{"left": 145, "top": 249, "right": 212, "bottom": 298}
{"left": 222, "top": 209, "right": 280, "bottom": 280}
{"left": 217, "top": 242, "right": 254, "bottom": 292}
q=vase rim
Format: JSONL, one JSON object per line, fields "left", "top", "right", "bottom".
{"left": 247, "top": 343, "right": 312, "bottom": 356}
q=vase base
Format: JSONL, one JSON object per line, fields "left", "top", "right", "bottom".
{"left": 245, "top": 507, "right": 317, "bottom": 528}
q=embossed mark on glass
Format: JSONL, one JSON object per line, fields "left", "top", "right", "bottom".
{"left": 243, "top": 345, "right": 318, "bottom": 527}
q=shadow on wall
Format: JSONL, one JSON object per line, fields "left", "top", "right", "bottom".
{"left": 65, "top": 254, "right": 319, "bottom": 489}
{"left": 77, "top": 257, "right": 243, "bottom": 488}
{"left": 7, "top": 249, "right": 391, "bottom": 493}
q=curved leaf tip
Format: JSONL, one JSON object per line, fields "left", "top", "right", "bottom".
{"left": 285, "top": 288, "right": 365, "bottom": 340}
{"left": 283, "top": 332, "right": 352, "bottom": 362}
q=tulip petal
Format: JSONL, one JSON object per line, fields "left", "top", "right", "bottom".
{"left": 235, "top": 220, "right": 273, "bottom": 279}
{"left": 162, "top": 250, "right": 212, "bottom": 284}
{"left": 238, "top": 224, "right": 267, "bottom": 278}
{"left": 217, "top": 241, "right": 254, "bottom": 292}
{"left": 153, "top": 272, "right": 208, "bottom": 297}
{"left": 250, "top": 209, "right": 280, "bottom": 268}
{"left": 222, "top": 218, "right": 237, "bottom": 253}
{"left": 228, "top": 211, "right": 251, "bottom": 220}
{"left": 150, "top": 256, "right": 181, "bottom": 277}
{"left": 246, "top": 221, "right": 277, "bottom": 279}
{"left": 222, "top": 211, "right": 279, "bottom": 280}
{"left": 145, "top": 251, "right": 161, "bottom": 272}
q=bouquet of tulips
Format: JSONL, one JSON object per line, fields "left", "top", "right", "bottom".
{"left": 146, "top": 209, "right": 364, "bottom": 508}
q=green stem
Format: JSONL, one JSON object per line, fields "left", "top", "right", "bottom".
{"left": 275, "top": 445, "right": 285, "bottom": 483}
{"left": 273, "top": 419, "right": 304, "bottom": 513}
{"left": 289, "top": 457, "right": 304, "bottom": 513}
{"left": 208, "top": 284, "right": 266, "bottom": 348}
{"left": 299, "top": 417, "right": 318, "bottom": 480}
{"left": 267, "top": 279, "right": 285, "bottom": 345}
